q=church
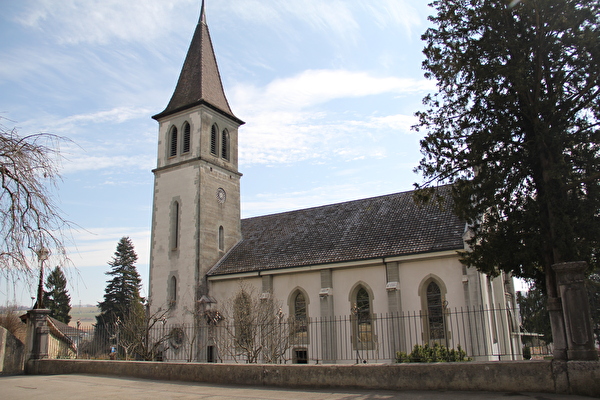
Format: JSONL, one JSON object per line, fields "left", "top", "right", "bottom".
{"left": 148, "top": 3, "right": 521, "bottom": 364}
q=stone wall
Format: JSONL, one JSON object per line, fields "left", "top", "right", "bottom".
{"left": 0, "top": 326, "right": 24, "bottom": 375}
{"left": 26, "top": 359, "right": 600, "bottom": 397}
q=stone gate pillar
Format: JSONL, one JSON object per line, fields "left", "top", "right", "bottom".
{"left": 25, "top": 309, "right": 50, "bottom": 363}
{"left": 552, "top": 261, "right": 598, "bottom": 361}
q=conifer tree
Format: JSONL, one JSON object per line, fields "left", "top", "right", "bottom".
{"left": 414, "top": 0, "right": 599, "bottom": 356}
{"left": 96, "top": 237, "right": 144, "bottom": 332}
{"left": 43, "top": 266, "right": 72, "bottom": 324}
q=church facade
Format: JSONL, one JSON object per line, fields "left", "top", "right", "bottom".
{"left": 148, "top": 3, "right": 522, "bottom": 364}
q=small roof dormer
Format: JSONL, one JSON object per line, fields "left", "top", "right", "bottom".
{"left": 153, "top": 1, "right": 243, "bottom": 125}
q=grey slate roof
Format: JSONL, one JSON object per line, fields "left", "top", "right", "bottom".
{"left": 153, "top": 5, "right": 242, "bottom": 123}
{"left": 208, "top": 187, "right": 466, "bottom": 276}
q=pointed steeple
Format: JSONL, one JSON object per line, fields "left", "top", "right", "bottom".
{"left": 153, "top": 1, "right": 242, "bottom": 124}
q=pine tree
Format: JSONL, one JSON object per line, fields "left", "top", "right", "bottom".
{"left": 96, "top": 237, "right": 144, "bottom": 333}
{"left": 43, "top": 266, "right": 72, "bottom": 324}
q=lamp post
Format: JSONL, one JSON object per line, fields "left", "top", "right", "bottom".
{"left": 26, "top": 247, "right": 51, "bottom": 362}
{"left": 351, "top": 303, "right": 361, "bottom": 364}
{"left": 34, "top": 248, "right": 49, "bottom": 309}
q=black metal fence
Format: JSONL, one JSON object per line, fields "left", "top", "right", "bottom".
{"left": 47, "top": 306, "right": 552, "bottom": 363}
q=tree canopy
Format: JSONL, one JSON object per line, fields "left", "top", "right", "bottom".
{"left": 43, "top": 265, "right": 71, "bottom": 324}
{"left": 414, "top": 0, "right": 600, "bottom": 290}
{"left": 96, "top": 237, "right": 144, "bottom": 330}
{"left": 0, "top": 120, "right": 71, "bottom": 278}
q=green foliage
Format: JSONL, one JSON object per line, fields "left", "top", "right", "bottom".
{"left": 96, "top": 237, "right": 144, "bottom": 335}
{"left": 414, "top": 0, "right": 600, "bottom": 289}
{"left": 396, "top": 343, "right": 471, "bottom": 363}
{"left": 588, "top": 269, "right": 600, "bottom": 347}
{"left": 517, "top": 284, "right": 552, "bottom": 343}
{"left": 43, "top": 266, "right": 71, "bottom": 324}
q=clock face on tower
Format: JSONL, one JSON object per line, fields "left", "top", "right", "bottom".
{"left": 216, "top": 188, "right": 226, "bottom": 204}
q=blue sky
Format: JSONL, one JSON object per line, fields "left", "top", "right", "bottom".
{"left": 0, "top": 0, "right": 442, "bottom": 307}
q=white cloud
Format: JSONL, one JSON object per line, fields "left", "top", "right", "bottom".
{"left": 67, "top": 227, "right": 150, "bottom": 268}
{"left": 16, "top": 0, "right": 195, "bottom": 45}
{"left": 234, "top": 69, "right": 432, "bottom": 114}
{"left": 17, "top": 108, "right": 156, "bottom": 174}
{"left": 233, "top": 69, "right": 430, "bottom": 165}
{"left": 219, "top": 0, "right": 423, "bottom": 44}
{"left": 62, "top": 154, "right": 154, "bottom": 174}
{"left": 54, "top": 107, "right": 152, "bottom": 127}
{"left": 242, "top": 183, "right": 367, "bottom": 217}
{"left": 364, "top": 0, "right": 423, "bottom": 38}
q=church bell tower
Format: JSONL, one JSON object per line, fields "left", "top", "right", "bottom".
{"left": 148, "top": 1, "right": 244, "bottom": 324}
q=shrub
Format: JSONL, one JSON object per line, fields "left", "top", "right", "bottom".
{"left": 395, "top": 342, "right": 471, "bottom": 363}
{"left": 522, "top": 346, "right": 531, "bottom": 360}
{"left": 0, "top": 307, "right": 26, "bottom": 343}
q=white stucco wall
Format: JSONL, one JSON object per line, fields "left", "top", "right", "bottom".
{"left": 207, "top": 252, "right": 469, "bottom": 319}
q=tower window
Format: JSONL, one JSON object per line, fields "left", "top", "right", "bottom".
{"left": 221, "top": 129, "right": 229, "bottom": 161}
{"left": 218, "top": 225, "right": 224, "bottom": 251}
{"left": 210, "top": 124, "right": 218, "bottom": 156}
{"left": 182, "top": 122, "right": 191, "bottom": 154}
{"left": 169, "top": 126, "right": 178, "bottom": 157}
{"left": 171, "top": 201, "right": 180, "bottom": 250}
{"left": 169, "top": 275, "right": 177, "bottom": 307}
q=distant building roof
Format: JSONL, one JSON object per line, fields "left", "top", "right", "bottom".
{"left": 208, "top": 187, "right": 466, "bottom": 276}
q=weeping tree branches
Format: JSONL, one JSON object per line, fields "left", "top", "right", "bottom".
{"left": 0, "top": 119, "right": 72, "bottom": 277}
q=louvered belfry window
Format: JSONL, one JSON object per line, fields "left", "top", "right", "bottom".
{"left": 169, "top": 126, "right": 178, "bottom": 157}
{"left": 210, "top": 124, "right": 218, "bottom": 156}
{"left": 182, "top": 122, "right": 191, "bottom": 153}
{"left": 221, "top": 129, "right": 229, "bottom": 160}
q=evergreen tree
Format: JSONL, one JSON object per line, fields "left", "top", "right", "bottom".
{"left": 43, "top": 266, "right": 71, "bottom": 324}
{"left": 96, "top": 237, "right": 144, "bottom": 333}
{"left": 516, "top": 285, "right": 552, "bottom": 343}
{"left": 414, "top": 0, "right": 599, "bottom": 350}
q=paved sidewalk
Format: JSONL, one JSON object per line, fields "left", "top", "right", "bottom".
{"left": 0, "top": 374, "right": 596, "bottom": 399}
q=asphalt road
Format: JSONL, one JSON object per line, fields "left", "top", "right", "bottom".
{"left": 0, "top": 374, "right": 596, "bottom": 399}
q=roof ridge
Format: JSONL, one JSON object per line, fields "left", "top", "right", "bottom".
{"left": 209, "top": 185, "right": 464, "bottom": 277}
{"left": 241, "top": 185, "right": 452, "bottom": 222}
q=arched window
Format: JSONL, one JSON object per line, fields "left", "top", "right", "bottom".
{"left": 288, "top": 289, "right": 309, "bottom": 347}
{"left": 171, "top": 201, "right": 180, "bottom": 250}
{"left": 356, "top": 287, "right": 372, "bottom": 341}
{"left": 210, "top": 124, "right": 218, "bottom": 156}
{"left": 169, "top": 275, "right": 177, "bottom": 307}
{"left": 294, "top": 291, "right": 307, "bottom": 340}
{"left": 426, "top": 281, "right": 445, "bottom": 340}
{"left": 221, "top": 129, "right": 229, "bottom": 160}
{"left": 419, "top": 275, "right": 448, "bottom": 343}
{"left": 182, "top": 122, "right": 191, "bottom": 154}
{"left": 169, "top": 126, "right": 178, "bottom": 157}
{"left": 350, "top": 283, "right": 375, "bottom": 350}
{"left": 218, "top": 225, "right": 224, "bottom": 251}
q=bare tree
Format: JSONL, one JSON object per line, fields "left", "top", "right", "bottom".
{"left": 0, "top": 119, "right": 72, "bottom": 278}
{"left": 116, "top": 304, "right": 171, "bottom": 361}
{"left": 215, "top": 283, "right": 290, "bottom": 364}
